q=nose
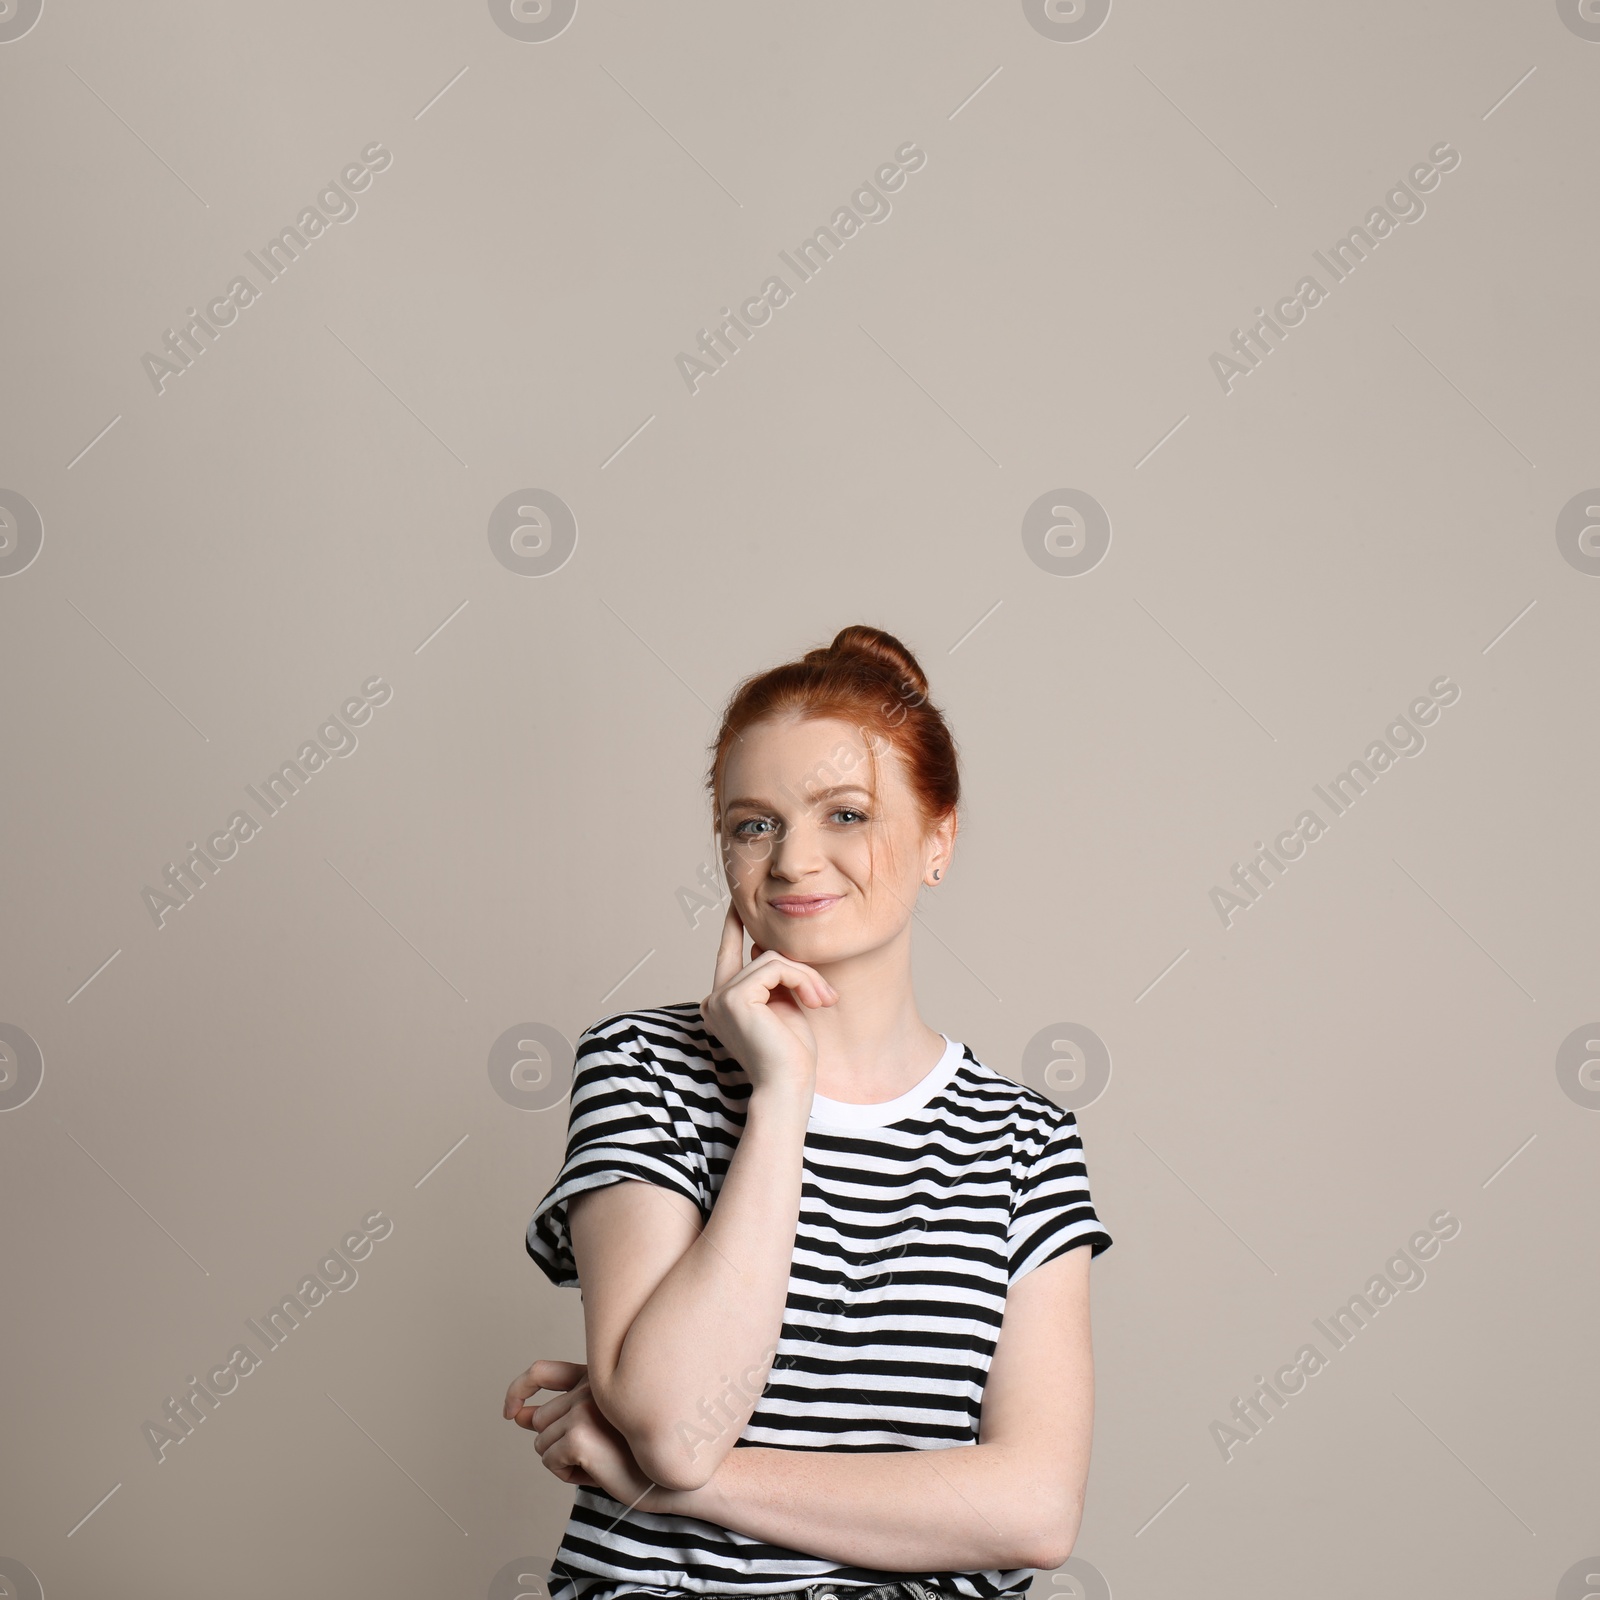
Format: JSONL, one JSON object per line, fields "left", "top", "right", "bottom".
{"left": 762, "top": 817, "right": 829, "bottom": 880}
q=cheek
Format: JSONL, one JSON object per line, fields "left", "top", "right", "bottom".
{"left": 841, "top": 843, "right": 890, "bottom": 897}
{"left": 736, "top": 841, "right": 776, "bottom": 873}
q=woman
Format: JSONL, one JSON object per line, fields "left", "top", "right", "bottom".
{"left": 505, "top": 624, "right": 1113, "bottom": 1600}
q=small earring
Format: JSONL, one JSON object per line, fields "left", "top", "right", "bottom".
{"left": 932, "top": 868, "right": 942, "bottom": 882}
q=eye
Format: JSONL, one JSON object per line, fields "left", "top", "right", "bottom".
{"left": 730, "top": 808, "right": 867, "bottom": 837}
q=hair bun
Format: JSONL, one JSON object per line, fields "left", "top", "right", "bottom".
{"left": 819, "top": 624, "right": 929, "bottom": 702}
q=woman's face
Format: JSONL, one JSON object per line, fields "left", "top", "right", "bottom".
{"left": 717, "top": 712, "right": 953, "bottom": 966}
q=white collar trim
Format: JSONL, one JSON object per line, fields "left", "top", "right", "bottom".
{"left": 807, "top": 1034, "right": 962, "bottom": 1130}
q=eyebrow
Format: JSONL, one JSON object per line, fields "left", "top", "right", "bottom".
{"left": 723, "top": 784, "right": 873, "bottom": 811}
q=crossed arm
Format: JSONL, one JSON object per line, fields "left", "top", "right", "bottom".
{"left": 626, "top": 1219, "right": 1095, "bottom": 1573}
{"left": 522, "top": 1083, "right": 1098, "bottom": 1573}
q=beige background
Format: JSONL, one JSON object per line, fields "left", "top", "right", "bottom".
{"left": 2, "top": 1, "right": 1597, "bottom": 1596}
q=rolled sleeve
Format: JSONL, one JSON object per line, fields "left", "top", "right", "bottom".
{"left": 526, "top": 1022, "right": 706, "bottom": 1288}
{"left": 1008, "top": 1111, "right": 1113, "bottom": 1286}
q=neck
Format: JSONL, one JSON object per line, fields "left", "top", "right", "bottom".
{"left": 796, "top": 932, "right": 946, "bottom": 1100}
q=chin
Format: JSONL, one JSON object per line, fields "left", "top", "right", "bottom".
{"left": 760, "top": 928, "right": 828, "bottom": 959}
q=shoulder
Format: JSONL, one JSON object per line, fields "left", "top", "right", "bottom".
{"left": 944, "top": 1041, "right": 1084, "bottom": 1151}
{"left": 575, "top": 1001, "right": 725, "bottom": 1089}
{"left": 578, "top": 999, "right": 711, "bottom": 1053}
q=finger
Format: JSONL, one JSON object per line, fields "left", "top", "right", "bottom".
{"left": 513, "top": 1387, "right": 575, "bottom": 1430}
{"left": 504, "top": 1359, "right": 560, "bottom": 1419}
{"left": 504, "top": 1357, "right": 587, "bottom": 1418}
{"left": 533, "top": 1409, "right": 576, "bottom": 1458}
{"left": 521, "top": 1383, "right": 588, "bottom": 1430}
{"left": 542, "top": 1435, "right": 596, "bottom": 1487}
{"left": 710, "top": 901, "right": 748, "bottom": 995}
{"left": 731, "top": 951, "right": 837, "bottom": 1008}
{"left": 505, "top": 1356, "right": 582, "bottom": 1420}
{"left": 760, "top": 958, "right": 836, "bottom": 1008}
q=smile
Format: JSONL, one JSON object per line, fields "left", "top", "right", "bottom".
{"left": 767, "top": 895, "right": 842, "bottom": 917}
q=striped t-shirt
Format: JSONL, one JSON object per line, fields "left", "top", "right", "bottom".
{"left": 525, "top": 1002, "right": 1112, "bottom": 1600}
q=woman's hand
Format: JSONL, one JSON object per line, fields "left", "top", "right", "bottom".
{"left": 503, "top": 1357, "right": 664, "bottom": 1509}
{"left": 700, "top": 901, "right": 837, "bottom": 1097}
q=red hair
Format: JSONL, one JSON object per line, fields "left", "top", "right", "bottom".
{"left": 704, "top": 625, "right": 961, "bottom": 855}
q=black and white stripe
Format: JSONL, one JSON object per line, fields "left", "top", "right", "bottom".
{"left": 527, "top": 1002, "right": 1112, "bottom": 1600}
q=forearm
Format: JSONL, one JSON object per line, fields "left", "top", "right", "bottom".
{"left": 644, "top": 1442, "right": 1069, "bottom": 1573}
{"left": 600, "top": 1087, "right": 810, "bottom": 1488}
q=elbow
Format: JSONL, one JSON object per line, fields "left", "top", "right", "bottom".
{"left": 1024, "top": 1531, "right": 1077, "bottom": 1574}
{"left": 1016, "top": 1497, "right": 1083, "bottom": 1574}
{"left": 589, "top": 1378, "right": 720, "bottom": 1492}
{"left": 629, "top": 1426, "right": 720, "bottom": 1492}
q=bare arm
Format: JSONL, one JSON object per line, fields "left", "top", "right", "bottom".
{"left": 570, "top": 909, "right": 841, "bottom": 1491}
{"left": 571, "top": 1079, "right": 812, "bottom": 1490}
{"left": 636, "top": 1243, "right": 1097, "bottom": 1573}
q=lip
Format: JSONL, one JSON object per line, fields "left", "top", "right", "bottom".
{"left": 767, "top": 895, "right": 843, "bottom": 916}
